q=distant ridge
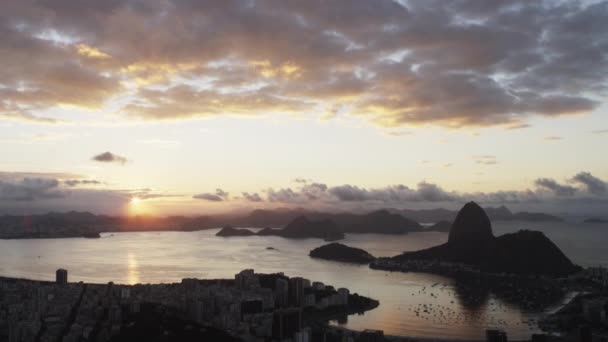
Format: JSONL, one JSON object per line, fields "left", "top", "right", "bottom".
{"left": 0, "top": 204, "right": 563, "bottom": 239}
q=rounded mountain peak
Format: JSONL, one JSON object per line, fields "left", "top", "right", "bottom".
{"left": 448, "top": 201, "right": 494, "bottom": 246}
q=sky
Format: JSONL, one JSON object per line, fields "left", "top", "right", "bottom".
{"left": 0, "top": 0, "right": 607, "bottom": 216}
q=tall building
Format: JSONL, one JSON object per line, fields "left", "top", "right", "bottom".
{"left": 275, "top": 278, "right": 289, "bottom": 308}
{"left": 56, "top": 269, "right": 68, "bottom": 285}
{"left": 272, "top": 308, "right": 302, "bottom": 340}
{"left": 235, "top": 269, "right": 260, "bottom": 290}
{"left": 241, "top": 299, "right": 263, "bottom": 320}
{"left": 579, "top": 325, "right": 592, "bottom": 342}
{"left": 486, "top": 329, "right": 508, "bottom": 342}
{"left": 359, "top": 329, "right": 384, "bottom": 342}
{"left": 289, "top": 277, "right": 305, "bottom": 307}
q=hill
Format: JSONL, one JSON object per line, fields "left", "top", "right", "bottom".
{"left": 387, "top": 202, "right": 579, "bottom": 277}
{"left": 309, "top": 243, "right": 376, "bottom": 264}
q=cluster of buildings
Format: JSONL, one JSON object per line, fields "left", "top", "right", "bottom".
{"left": 1, "top": 269, "right": 375, "bottom": 342}
{"left": 586, "top": 267, "right": 608, "bottom": 289}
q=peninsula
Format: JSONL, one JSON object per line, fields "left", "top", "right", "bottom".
{"left": 372, "top": 202, "right": 580, "bottom": 277}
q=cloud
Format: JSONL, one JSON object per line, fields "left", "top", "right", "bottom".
{"left": 128, "top": 190, "right": 182, "bottom": 201}
{"left": 193, "top": 193, "right": 223, "bottom": 202}
{"left": 2, "top": 0, "right": 606, "bottom": 128}
{"left": 0, "top": 112, "right": 65, "bottom": 124}
{"left": 92, "top": 152, "right": 128, "bottom": 164}
{"left": 259, "top": 171, "right": 608, "bottom": 208}
{"left": 0, "top": 177, "right": 68, "bottom": 201}
{"left": 242, "top": 192, "right": 263, "bottom": 202}
{"left": 193, "top": 188, "right": 229, "bottom": 202}
{"left": 571, "top": 172, "right": 607, "bottom": 195}
{"left": 534, "top": 178, "right": 577, "bottom": 197}
{"left": 544, "top": 136, "right": 563, "bottom": 141}
{"left": 309, "top": 182, "right": 457, "bottom": 203}
{"left": 591, "top": 129, "right": 608, "bottom": 134}
{"left": 64, "top": 179, "right": 102, "bottom": 187}
{"left": 473, "top": 155, "right": 497, "bottom": 165}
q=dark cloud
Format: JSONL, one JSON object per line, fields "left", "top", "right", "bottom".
{"left": 260, "top": 171, "right": 608, "bottom": 207}
{"left": 0, "top": 177, "right": 68, "bottom": 201}
{"left": 266, "top": 188, "right": 300, "bottom": 203}
{"left": 571, "top": 172, "right": 607, "bottom": 195}
{"left": 328, "top": 185, "right": 369, "bottom": 202}
{"left": 193, "top": 188, "right": 229, "bottom": 202}
{"left": 64, "top": 179, "right": 102, "bottom": 187}
{"left": 92, "top": 152, "right": 128, "bottom": 164}
{"left": 534, "top": 178, "right": 577, "bottom": 197}
{"left": 193, "top": 193, "right": 223, "bottom": 202}
{"left": 1, "top": 0, "right": 605, "bottom": 127}
{"left": 328, "top": 182, "right": 457, "bottom": 203}
{"left": 242, "top": 192, "right": 263, "bottom": 202}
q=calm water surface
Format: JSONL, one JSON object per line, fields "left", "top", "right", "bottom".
{"left": 1, "top": 221, "right": 606, "bottom": 340}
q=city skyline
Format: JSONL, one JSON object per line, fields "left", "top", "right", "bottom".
{"left": 1, "top": 0, "right": 607, "bottom": 216}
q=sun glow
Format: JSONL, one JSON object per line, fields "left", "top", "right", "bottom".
{"left": 130, "top": 197, "right": 141, "bottom": 205}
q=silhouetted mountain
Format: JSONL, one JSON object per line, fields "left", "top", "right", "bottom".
{"left": 216, "top": 226, "right": 255, "bottom": 237}
{"left": 584, "top": 218, "right": 608, "bottom": 224}
{"left": 240, "top": 208, "right": 310, "bottom": 227}
{"left": 395, "top": 206, "right": 562, "bottom": 223}
{"left": 343, "top": 210, "right": 422, "bottom": 234}
{"left": 426, "top": 221, "right": 452, "bottom": 232}
{"left": 510, "top": 212, "right": 563, "bottom": 222}
{"left": 309, "top": 243, "right": 376, "bottom": 264}
{"left": 390, "top": 201, "right": 579, "bottom": 276}
{"left": 256, "top": 227, "right": 280, "bottom": 236}
{"left": 448, "top": 202, "right": 494, "bottom": 246}
{"left": 491, "top": 230, "right": 579, "bottom": 276}
{"left": 483, "top": 205, "right": 513, "bottom": 220}
{"left": 280, "top": 216, "right": 345, "bottom": 241}
{"left": 0, "top": 204, "right": 563, "bottom": 240}
{"left": 397, "top": 208, "right": 457, "bottom": 223}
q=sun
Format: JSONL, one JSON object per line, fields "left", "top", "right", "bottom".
{"left": 130, "top": 197, "right": 142, "bottom": 205}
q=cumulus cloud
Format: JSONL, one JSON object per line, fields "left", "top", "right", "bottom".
{"left": 258, "top": 171, "right": 608, "bottom": 208}
{"left": 571, "top": 172, "right": 607, "bottom": 195}
{"left": 534, "top": 178, "right": 577, "bottom": 197}
{"left": 0, "top": 177, "right": 68, "bottom": 201}
{"left": 64, "top": 179, "right": 102, "bottom": 187}
{"left": 193, "top": 188, "right": 229, "bottom": 202}
{"left": 2, "top": 0, "right": 606, "bottom": 127}
{"left": 242, "top": 192, "right": 263, "bottom": 202}
{"left": 92, "top": 152, "right": 128, "bottom": 164}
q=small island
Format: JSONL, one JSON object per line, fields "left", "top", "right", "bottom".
{"left": 584, "top": 218, "right": 608, "bottom": 224}
{"left": 216, "top": 226, "right": 255, "bottom": 236}
{"left": 309, "top": 243, "right": 376, "bottom": 264}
